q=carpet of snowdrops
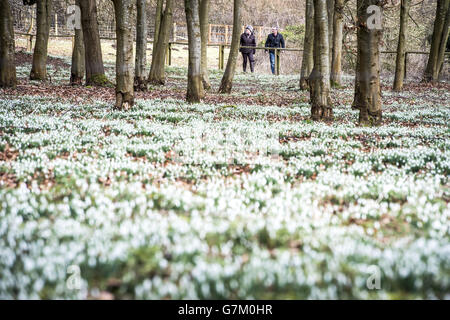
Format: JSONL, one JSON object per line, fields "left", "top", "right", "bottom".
{"left": 0, "top": 64, "right": 449, "bottom": 299}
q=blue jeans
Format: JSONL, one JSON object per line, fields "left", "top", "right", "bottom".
{"left": 269, "top": 52, "right": 275, "bottom": 74}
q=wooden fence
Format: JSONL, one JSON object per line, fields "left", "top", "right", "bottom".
{"left": 14, "top": 32, "right": 449, "bottom": 77}
{"left": 14, "top": 19, "right": 274, "bottom": 45}
{"left": 173, "top": 24, "right": 274, "bottom": 44}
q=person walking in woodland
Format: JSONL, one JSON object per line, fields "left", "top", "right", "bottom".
{"left": 265, "top": 27, "right": 285, "bottom": 75}
{"left": 240, "top": 25, "right": 256, "bottom": 73}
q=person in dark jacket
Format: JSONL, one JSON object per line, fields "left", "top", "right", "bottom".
{"left": 265, "top": 27, "right": 285, "bottom": 74}
{"left": 240, "top": 25, "right": 256, "bottom": 73}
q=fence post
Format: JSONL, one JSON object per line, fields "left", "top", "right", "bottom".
{"left": 225, "top": 26, "right": 229, "bottom": 44}
{"left": 208, "top": 24, "right": 212, "bottom": 44}
{"left": 173, "top": 23, "right": 177, "bottom": 42}
{"left": 27, "top": 35, "right": 33, "bottom": 52}
{"left": 55, "top": 14, "right": 58, "bottom": 35}
{"left": 165, "top": 44, "right": 169, "bottom": 65}
{"left": 275, "top": 49, "right": 280, "bottom": 75}
{"left": 219, "top": 45, "right": 225, "bottom": 70}
{"left": 404, "top": 52, "right": 408, "bottom": 79}
{"left": 168, "top": 42, "right": 172, "bottom": 66}
{"left": 218, "top": 45, "right": 220, "bottom": 69}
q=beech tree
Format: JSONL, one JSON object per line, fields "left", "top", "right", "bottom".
{"left": 393, "top": 0, "right": 411, "bottom": 91}
{"left": 135, "top": 0, "right": 147, "bottom": 90}
{"left": 185, "top": 0, "right": 204, "bottom": 102}
{"left": 148, "top": 0, "right": 173, "bottom": 85}
{"left": 327, "top": 0, "right": 334, "bottom": 67}
{"left": 300, "top": 0, "right": 314, "bottom": 90}
{"left": 199, "top": 0, "right": 211, "bottom": 90}
{"left": 0, "top": 0, "right": 17, "bottom": 88}
{"left": 112, "top": 0, "right": 135, "bottom": 110}
{"left": 24, "top": 0, "right": 52, "bottom": 80}
{"left": 352, "top": 0, "right": 382, "bottom": 125}
{"left": 218, "top": 0, "right": 242, "bottom": 94}
{"left": 331, "top": 0, "right": 346, "bottom": 87}
{"left": 309, "top": 0, "right": 332, "bottom": 121}
{"left": 423, "top": 0, "right": 450, "bottom": 82}
{"left": 70, "top": 26, "right": 85, "bottom": 85}
{"left": 79, "top": 0, "right": 107, "bottom": 86}
{"left": 152, "top": 0, "right": 164, "bottom": 55}
{"left": 70, "top": 0, "right": 85, "bottom": 85}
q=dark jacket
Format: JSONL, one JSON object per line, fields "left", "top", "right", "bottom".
{"left": 240, "top": 33, "right": 256, "bottom": 54}
{"left": 265, "top": 33, "right": 285, "bottom": 53}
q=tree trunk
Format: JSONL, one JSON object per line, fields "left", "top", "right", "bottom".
{"left": 0, "top": 0, "right": 17, "bottom": 88}
{"left": 70, "top": 0, "right": 85, "bottom": 86}
{"left": 309, "top": 0, "right": 332, "bottom": 121}
{"left": 113, "top": 0, "right": 135, "bottom": 110}
{"left": 436, "top": 7, "right": 450, "bottom": 77}
{"left": 79, "top": 0, "right": 107, "bottom": 86}
{"left": 393, "top": 0, "right": 411, "bottom": 91}
{"left": 152, "top": 0, "right": 164, "bottom": 54}
{"left": 300, "top": 0, "right": 314, "bottom": 90}
{"left": 30, "top": 0, "right": 52, "bottom": 80}
{"left": 134, "top": 0, "right": 147, "bottom": 90}
{"left": 218, "top": 0, "right": 242, "bottom": 94}
{"left": 185, "top": 0, "right": 204, "bottom": 103}
{"left": 199, "top": 0, "right": 211, "bottom": 90}
{"left": 70, "top": 28, "right": 85, "bottom": 85}
{"left": 327, "top": 0, "right": 334, "bottom": 67}
{"left": 423, "top": 0, "right": 450, "bottom": 82}
{"left": 148, "top": 0, "right": 173, "bottom": 85}
{"left": 331, "top": 0, "right": 345, "bottom": 87}
{"left": 352, "top": 0, "right": 382, "bottom": 125}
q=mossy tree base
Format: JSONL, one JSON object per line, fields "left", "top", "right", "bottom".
{"left": 331, "top": 80, "right": 342, "bottom": 89}
{"left": 86, "top": 74, "right": 111, "bottom": 87}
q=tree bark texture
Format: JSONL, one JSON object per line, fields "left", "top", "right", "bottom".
{"left": 199, "top": 0, "right": 211, "bottom": 90}
{"left": 152, "top": 0, "right": 164, "bottom": 54}
{"left": 148, "top": 0, "right": 173, "bottom": 85}
{"left": 79, "top": 0, "right": 107, "bottom": 86}
{"left": 393, "top": 0, "right": 411, "bottom": 91}
{"left": 423, "top": 0, "right": 450, "bottom": 82}
{"left": 0, "top": 0, "right": 17, "bottom": 88}
{"left": 309, "top": 0, "right": 332, "bottom": 121}
{"left": 30, "top": 0, "right": 52, "bottom": 80}
{"left": 300, "top": 0, "right": 314, "bottom": 90}
{"left": 331, "top": 0, "right": 345, "bottom": 87}
{"left": 113, "top": 0, "right": 135, "bottom": 110}
{"left": 135, "top": 0, "right": 147, "bottom": 90}
{"left": 218, "top": 0, "right": 242, "bottom": 94}
{"left": 70, "top": 0, "right": 85, "bottom": 85}
{"left": 352, "top": 0, "right": 383, "bottom": 125}
{"left": 185, "top": 0, "right": 204, "bottom": 102}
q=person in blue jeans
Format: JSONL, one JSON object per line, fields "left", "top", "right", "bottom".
{"left": 265, "top": 27, "right": 285, "bottom": 75}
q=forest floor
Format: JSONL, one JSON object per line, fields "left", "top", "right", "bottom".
{"left": 0, "top": 50, "right": 449, "bottom": 299}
